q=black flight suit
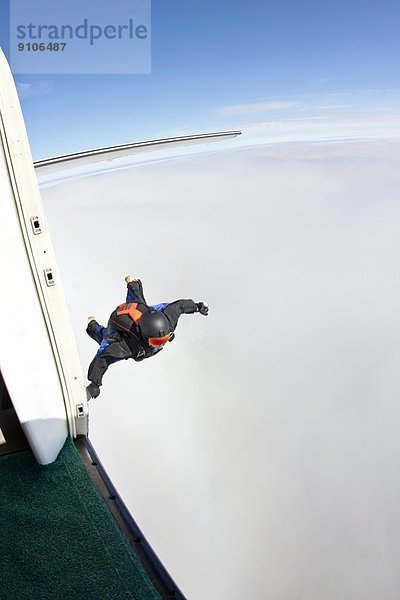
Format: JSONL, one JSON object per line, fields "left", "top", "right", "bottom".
{"left": 87, "top": 279, "right": 200, "bottom": 388}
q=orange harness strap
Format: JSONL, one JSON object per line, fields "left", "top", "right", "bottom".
{"left": 116, "top": 302, "right": 143, "bottom": 325}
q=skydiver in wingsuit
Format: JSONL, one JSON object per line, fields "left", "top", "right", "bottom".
{"left": 85, "top": 276, "right": 209, "bottom": 399}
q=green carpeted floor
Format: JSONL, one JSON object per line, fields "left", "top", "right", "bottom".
{"left": 0, "top": 438, "right": 161, "bottom": 600}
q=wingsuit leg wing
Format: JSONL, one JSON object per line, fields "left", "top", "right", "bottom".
{"left": 126, "top": 279, "right": 148, "bottom": 304}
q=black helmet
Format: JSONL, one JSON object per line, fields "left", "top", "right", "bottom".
{"left": 139, "top": 310, "right": 171, "bottom": 339}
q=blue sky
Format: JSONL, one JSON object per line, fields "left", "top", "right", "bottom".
{"left": 1, "top": 0, "right": 400, "bottom": 159}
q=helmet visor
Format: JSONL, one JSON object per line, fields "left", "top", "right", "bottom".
{"left": 148, "top": 333, "right": 171, "bottom": 348}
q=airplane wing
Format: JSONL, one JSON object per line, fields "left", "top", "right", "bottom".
{"left": 34, "top": 130, "right": 242, "bottom": 176}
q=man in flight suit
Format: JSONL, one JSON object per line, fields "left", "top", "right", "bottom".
{"left": 86, "top": 276, "right": 209, "bottom": 399}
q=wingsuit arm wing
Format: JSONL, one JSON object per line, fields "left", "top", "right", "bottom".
{"left": 163, "top": 299, "right": 200, "bottom": 330}
{"left": 87, "top": 340, "right": 132, "bottom": 387}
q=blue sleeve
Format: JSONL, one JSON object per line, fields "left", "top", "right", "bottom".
{"left": 151, "top": 303, "right": 169, "bottom": 312}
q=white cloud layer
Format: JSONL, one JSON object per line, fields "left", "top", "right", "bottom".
{"left": 41, "top": 139, "right": 400, "bottom": 600}
{"left": 16, "top": 80, "right": 53, "bottom": 98}
{"left": 217, "top": 100, "right": 298, "bottom": 115}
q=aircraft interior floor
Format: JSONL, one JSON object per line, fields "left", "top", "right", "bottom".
{"left": 0, "top": 370, "right": 29, "bottom": 456}
{"left": 0, "top": 437, "right": 161, "bottom": 600}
